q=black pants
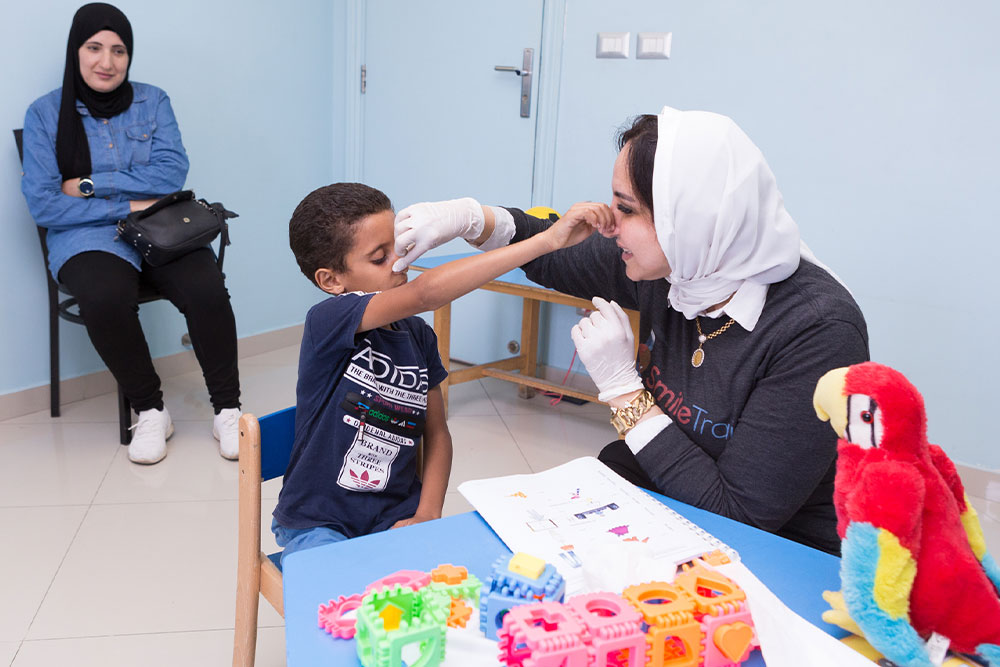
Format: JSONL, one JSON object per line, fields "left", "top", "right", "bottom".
{"left": 598, "top": 439, "right": 659, "bottom": 491}
{"left": 58, "top": 249, "right": 240, "bottom": 414}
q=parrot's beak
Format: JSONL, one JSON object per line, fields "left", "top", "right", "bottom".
{"left": 813, "top": 367, "right": 850, "bottom": 438}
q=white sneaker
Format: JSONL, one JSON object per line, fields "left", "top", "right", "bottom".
{"left": 213, "top": 408, "right": 242, "bottom": 460}
{"left": 128, "top": 407, "right": 174, "bottom": 464}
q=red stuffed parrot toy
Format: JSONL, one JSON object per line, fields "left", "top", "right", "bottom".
{"left": 813, "top": 362, "right": 1000, "bottom": 667}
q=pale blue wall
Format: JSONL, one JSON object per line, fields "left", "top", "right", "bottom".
{"left": 537, "top": 1, "right": 1000, "bottom": 468}
{"left": 1, "top": 0, "right": 342, "bottom": 394}
{"left": 3, "top": 1, "right": 998, "bottom": 469}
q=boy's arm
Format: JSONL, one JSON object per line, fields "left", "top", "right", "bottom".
{"left": 359, "top": 209, "right": 595, "bottom": 332}
{"left": 391, "top": 386, "right": 452, "bottom": 528}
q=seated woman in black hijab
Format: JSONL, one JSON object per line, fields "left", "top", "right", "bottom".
{"left": 20, "top": 3, "right": 242, "bottom": 465}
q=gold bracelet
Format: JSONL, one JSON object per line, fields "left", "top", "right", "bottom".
{"left": 609, "top": 390, "right": 656, "bottom": 437}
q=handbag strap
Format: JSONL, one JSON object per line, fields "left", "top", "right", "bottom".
{"left": 134, "top": 190, "right": 195, "bottom": 220}
{"left": 205, "top": 200, "right": 238, "bottom": 271}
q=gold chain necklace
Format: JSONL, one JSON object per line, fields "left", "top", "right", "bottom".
{"left": 692, "top": 316, "right": 736, "bottom": 368}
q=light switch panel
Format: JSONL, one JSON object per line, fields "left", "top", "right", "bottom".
{"left": 637, "top": 32, "right": 672, "bottom": 59}
{"left": 596, "top": 32, "right": 630, "bottom": 59}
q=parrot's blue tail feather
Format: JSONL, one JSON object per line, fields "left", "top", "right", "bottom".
{"left": 842, "top": 523, "right": 934, "bottom": 667}
{"left": 982, "top": 553, "right": 1000, "bottom": 593}
{"left": 977, "top": 643, "right": 1000, "bottom": 666}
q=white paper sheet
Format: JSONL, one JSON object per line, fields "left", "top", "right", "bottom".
{"left": 459, "top": 456, "right": 736, "bottom": 595}
{"left": 715, "top": 561, "right": 873, "bottom": 667}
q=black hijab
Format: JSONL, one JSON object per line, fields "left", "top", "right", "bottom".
{"left": 56, "top": 3, "right": 134, "bottom": 180}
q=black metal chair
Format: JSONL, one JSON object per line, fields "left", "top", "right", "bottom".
{"left": 15, "top": 128, "right": 172, "bottom": 444}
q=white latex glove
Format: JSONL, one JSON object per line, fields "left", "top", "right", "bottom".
{"left": 392, "top": 197, "right": 485, "bottom": 272}
{"left": 570, "top": 297, "right": 644, "bottom": 402}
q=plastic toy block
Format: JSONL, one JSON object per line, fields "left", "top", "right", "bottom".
{"left": 673, "top": 566, "right": 746, "bottom": 617}
{"left": 480, "top": 554, "right": 566, "bottom": 640}
{"left": 317, "top": 594, "right": 364, "bottom": 639}
{"left": 426, "top": 571, "right": 482, "bottom": 604}
{"left": 567, "top": 593, "right": 648, "bottom": 667}
{"left": 646, "top": 622, "right": 703, "bottom": 667}
{"left": 447, "top": 598, "right": 473, "bottom": 628}
{"left": 355, "top": 583, "right": 449, "bottom": 667}
{"left": 430, "top": 563, "right": 468, "bottom": 585}
{"left": 709, "top": 620, "right": 755, "bottom": 664}
{"left": 497, "top": 601, "right": 589, "bottom": 667}
{"left": 698, "top": 550, "right": 732, "bottom": 566}
{"left": 622, "top": 581, "right": 696, "bottom": 627}
{"left": 622, "top": 582, "right": 703, "bottom": 667}
{"left": 508, "top": 551, "right": 546, "bottom": 579}
{"left": 364, "top": 569, "right": 431, "bottom": 595}
{"left": 623, "top": 570, "right": 757, "bottom": 667}
{"left": 379, "top": 604, "right": 404, "bottom": 631}
{"left": 481, "top": 589, "right": 533, "bottom": 641}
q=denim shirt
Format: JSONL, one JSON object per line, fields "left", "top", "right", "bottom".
{"left": 20, "top": 82, "right": 189, "bottom": 280}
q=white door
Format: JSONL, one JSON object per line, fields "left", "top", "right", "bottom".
{"left": 362, "top": 1, "right": 543, "bottom": 208}
{"left": 361, "top": 1, "right": 546, "bottom": 365}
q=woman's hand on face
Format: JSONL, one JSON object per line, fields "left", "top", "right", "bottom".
{"left": 543, "top": 201, "right": 613, "bottom": 250}
{"left": 129, "top": 199, "right": 157, "bottom": 212}
{"left": 564, "top": 201, "right": 614, "bottom": 230}
{"left": 61, "top": 178, "right": 83, "bottom": 198}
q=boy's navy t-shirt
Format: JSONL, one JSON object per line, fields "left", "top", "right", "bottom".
{"left": 273, "top": 292, "right": 448, "bottom": 538}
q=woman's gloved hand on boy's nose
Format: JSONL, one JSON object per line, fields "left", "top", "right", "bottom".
{"left": 392, "top": 197, "right": 485, "bottom": 272}
{"left": 571, "top": 297, "right": 644, "bottom": 402}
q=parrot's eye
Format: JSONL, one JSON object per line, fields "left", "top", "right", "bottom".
{"left": 845, "top": 394, "right": 882, "bottom": 449}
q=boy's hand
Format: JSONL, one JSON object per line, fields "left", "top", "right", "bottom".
{"left": 543, "top": 201, "right": 608, "bottom": 251}
{"left": 392, "top": 198, "right": 485, "bottom": 272}
{"left": 389, "top": 509, "right": 441, "bottom": 529}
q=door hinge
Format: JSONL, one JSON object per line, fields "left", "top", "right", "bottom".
{"left": 360, "top": 65, "right": 367, "bottom": 94}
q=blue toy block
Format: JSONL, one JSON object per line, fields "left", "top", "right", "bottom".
{"left": 479, "top": 554, "right": 566, "bottom": 640}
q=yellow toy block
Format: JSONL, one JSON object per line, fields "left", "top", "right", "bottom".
{"left": 508, "top": 552, "right": 546, "bottom": 579}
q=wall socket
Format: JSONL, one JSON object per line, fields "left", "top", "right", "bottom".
{"left": 596, "top": 32, "right": 630, "bottom": 59}
{"left": 637, "top": 32, "right": 672, "bottom": 59}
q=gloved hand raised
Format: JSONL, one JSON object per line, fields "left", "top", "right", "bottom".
{"left": 392, "top": 197, "right": 485, "bottom": 272}
{"left": 571, "top": 297, "right": 644, "bottom": 403}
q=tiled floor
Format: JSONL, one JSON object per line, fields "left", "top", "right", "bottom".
{"left": 2, "top": 344, "right": 999, "bottom": 666}
{"left": 0, "top": 345, "right": 615, "bottom": 666}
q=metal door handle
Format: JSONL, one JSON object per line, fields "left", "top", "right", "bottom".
{"left": 494, "top": 65, "right": 526, "bottom": 76}
{"left": 494, "top": 48, "right": 533, "bottom": 118}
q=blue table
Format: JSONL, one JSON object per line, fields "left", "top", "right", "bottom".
{"left": 282, "top": 496, "right": 845, "bottom": 665}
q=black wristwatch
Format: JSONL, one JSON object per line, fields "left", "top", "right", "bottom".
{"left": 78, "top": 177, "right": 95, "bottom": 198}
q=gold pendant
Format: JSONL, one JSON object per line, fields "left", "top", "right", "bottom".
{"left": 691, "top": 347, "right": 705, "bottom": 368}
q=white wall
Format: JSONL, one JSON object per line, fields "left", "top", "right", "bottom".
{"left": 0, "top": 0, "right": 343, "bottom": 394}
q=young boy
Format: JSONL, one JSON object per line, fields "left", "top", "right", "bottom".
{"left": 272, "top": 183, "right": 590, "bottom": 566}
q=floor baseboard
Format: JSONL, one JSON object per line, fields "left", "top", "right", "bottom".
{"left": 0, "top": 324, "right": 303, "bottom": 422}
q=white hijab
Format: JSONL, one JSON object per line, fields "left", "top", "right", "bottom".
{"left": 652, "top": 107, "right": 834, "bottom": 320}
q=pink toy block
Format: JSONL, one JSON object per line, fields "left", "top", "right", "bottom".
{"left": 566, "top": 592, "right": 648, "bottom": 667}
{"left": 700, "top": 609, "right": 754, "bottom": 666}
{"left": 497, "top": 601, "right": 589, "bottom": 667}
{"left": 364, "top": 569, "right": 432, "bottom": 595}
{"left": 318, "top": 594, "right": 364, "bottom": 639}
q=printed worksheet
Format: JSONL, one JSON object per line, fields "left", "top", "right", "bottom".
{"left": 459, "top": 457, "right": 737, "bottom": 593}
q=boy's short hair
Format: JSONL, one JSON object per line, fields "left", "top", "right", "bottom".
{"left": 289, "top": 183, "right": 393, "bottom": 286}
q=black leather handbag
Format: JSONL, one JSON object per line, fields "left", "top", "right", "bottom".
{"left": 115, "top": 190, "right": 237, "bottom": 268}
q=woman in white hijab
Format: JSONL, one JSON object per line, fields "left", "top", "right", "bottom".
{"left": 392, "top": 108, "right": 869, "bottom": 554}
